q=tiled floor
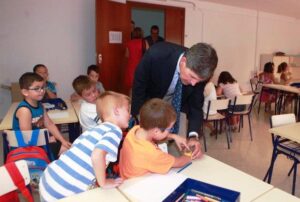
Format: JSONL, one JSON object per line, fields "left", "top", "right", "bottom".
{"left": 1, "top": 105, "right": 299, "bottom": 200}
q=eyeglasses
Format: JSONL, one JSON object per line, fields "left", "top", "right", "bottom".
{"left": 159, "top": 128, "right": 173, "bottom": 133}
{"left": 28, "top": 86, "right": 46, "bottom": 92}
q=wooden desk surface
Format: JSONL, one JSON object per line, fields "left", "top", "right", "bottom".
{"left": 269, "top": 122, "right": 300, "bottom": 144}
{"left": 253, "top": 188, "right": 300, "bottom": 202}
{"left": 180, "top": 155, "right": 273, "bottom": 202}
{"left": 263, "top": 84, "right": 300, "bottom": 94}
{"left": 58, "top": 188, "right": 129, "bottom": 202}
{"left": 0, "top": 101, "right": 78, "bottom": 131}
{"left": 71, "top": 100, "right": 81, "bottom": 118}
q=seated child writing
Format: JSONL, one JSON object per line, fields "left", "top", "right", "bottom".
{"left": 71, "top": 64, "right": 105, "bottom": 101}
{"left": 33, "top": 64, "right": 57, "bottom": 99}
{"left": 72, "top": 75, "right": 101, "bottom": 132}
{"left": 119, "top": 98, "right": 201, "bottom": 179}
{"left": 39, "top": 91, "right": 131, "bottom": 201}
{"left": 13, "top": 72, "right": 71, "bottom": 159}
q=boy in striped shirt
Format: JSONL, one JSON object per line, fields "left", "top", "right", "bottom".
{"left": 39, "top": 91, "right": 131, "bottom": 201}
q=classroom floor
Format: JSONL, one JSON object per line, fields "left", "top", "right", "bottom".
{"left": 1, "top": 105, "right": 299, "bottom": 200}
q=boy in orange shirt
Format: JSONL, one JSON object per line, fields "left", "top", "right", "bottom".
{"left": 119, "top": 98, "right": 201, "bottom": 179}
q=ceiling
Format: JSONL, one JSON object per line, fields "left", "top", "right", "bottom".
{"left": 197, "top": 0, "right": 300, "bottom": 19}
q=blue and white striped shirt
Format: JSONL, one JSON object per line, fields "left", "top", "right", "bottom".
{"left": 39, "top": 122, "right": 122, "bottom": 201}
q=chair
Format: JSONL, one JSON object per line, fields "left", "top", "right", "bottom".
{"left": 263, "top": 113, "right": 300, "bottom": 195}
{"left": 229, "top": 94, "right": 255, "bottom": 141}
{"left": 3, "top": 128, "right": 54, "bottom": 162}
{"left": 250, "top": 77, "right": 263, "bottom": 107}
{"left": 0, "top": 160, "right": 32, "bottom": 201}
{"left": 202, "top": 98, "right": 231, "bottom": 152}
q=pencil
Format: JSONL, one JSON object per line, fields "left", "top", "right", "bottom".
{"left": 177, "top": 162, "right": 192, "bottom": 173}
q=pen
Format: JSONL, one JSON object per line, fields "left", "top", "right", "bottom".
{"left": 177, "top": 162, "right": 192, "bottom": 173}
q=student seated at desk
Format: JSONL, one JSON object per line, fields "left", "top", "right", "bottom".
{"left": 13, "top": 72, "right": 71, "bottom": 159}
{"left": 72, "top": 75, "right": 101, "bottom": 132}
{"left": 39, "top": 91, "right": 130, "bottom": 201}
{"left": 33, "top": 64, "right": 57, "bottom": 99}
{"left": 71, "top": 64, "right": 105, "bottom": 101}
{"left": 119, "top": 98, "right": 201, "bottom": 179}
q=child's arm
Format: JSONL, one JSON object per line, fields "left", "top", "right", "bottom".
{"left": 216, "top": 86, "right": 223, "bottom": 96}
{"left": 16, "top": 107, "right": 34, "bottom": 130}
{"left": 43, "top": 111, "right": 71, "bottom": 149}
{"left": 167, "top": 134, "right": 189, "bottom": 151}
{"left": 45, "top": 89, "right": 57, "bottom": 99}
{"left": 172, "top": 155, "right": 192, "bottom": 168}
{"left": 91, "top": 148, "right": 123, "bottom": 189}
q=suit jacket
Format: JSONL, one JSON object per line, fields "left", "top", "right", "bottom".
{"left": 131, "top": 42, "right": 205, "bottom": 135}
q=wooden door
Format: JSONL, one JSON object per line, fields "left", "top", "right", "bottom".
{"left": 96, "top": 0, "right": 130, "bottom": 93}
{"left": 96, "top": 1, "right": 185, "bottom": 93}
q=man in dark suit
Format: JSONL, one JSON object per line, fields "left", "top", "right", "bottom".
{"left": 144, "top": 25, "right": 164, "bottom": 47}
{"left": 131, "top": 42, "right": 218, "bottom": 158}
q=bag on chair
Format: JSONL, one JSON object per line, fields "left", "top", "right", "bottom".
{"left": 0, "top": 161, "right": 34, "bottom": 202}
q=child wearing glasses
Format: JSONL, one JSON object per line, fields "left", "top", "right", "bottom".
{"left": 119, "top": 98, "right": 200, "bottom": 179}
{"left": 33, "top": 64, "right": 57, "bottom": 99}
{"left": 40, "top": 91, "right": 130, "bottom": 201}
{"left": 12, "top": 72, "right": 71, "bottom": 159}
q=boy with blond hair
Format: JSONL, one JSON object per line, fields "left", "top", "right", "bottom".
{"left": 119, "top": 98, "right": 200, "bottom": 179}
{"left": 13, "top": 72, "right": 71, "bottom": 159}
{"left": 72, "top": 75, "right": 100, "bottom": 132}
{"left": 39, "top": 91, "right": 131, "bottom": 201}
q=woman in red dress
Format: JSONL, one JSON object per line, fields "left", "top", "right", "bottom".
{"left": 124, "top": 27, "right": 148, "bottom": 95}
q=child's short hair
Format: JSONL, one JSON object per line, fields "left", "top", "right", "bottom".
{"left": 139, "top": 98, "right": 176, "bottom": 131}
{"left": 96, "top": 91, "right": 130, "bottom": 120}
{"left": 72, "top": 75, "right": 93, "bottom": 96}
{"left": 87, "top": 64, "right": 99, "bottom": 75}
{"left": 33, "top": 64, "right": 46, "bottom": 73}
{"left": 19, "top": 72, "right": 44, "bottom": 89}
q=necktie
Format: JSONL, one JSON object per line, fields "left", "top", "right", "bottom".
{"left": 171, "top": 77, "right": 182, "bottom": 134}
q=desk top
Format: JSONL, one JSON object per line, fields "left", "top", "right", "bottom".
{"left": 269, "top": 122, "right": 300, "bottom": 144}
{"left": 58, "top": 188, "right": 129, "bottom": 202}
{"left": 0, "top": 101, "right": 78, "bottom": 131}
{"left": 263, "top": 84, "right": 300, "bottom": 94}
{"left": 180, "top": 155, "right": 273, "bottom": 202}
{"left": 71, "top": 100, "right": 81, "bottom": 119}
{"left": 253, "top": 188, "right": 300, "bottom": 202}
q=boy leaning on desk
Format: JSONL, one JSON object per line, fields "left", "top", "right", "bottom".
{"left": 13, "top": 72, "right": 71, "bottom": 159}
{"left": 39, "top": 91, "right": 131, "bottom": 201}
{"left": 119, "top": 98, "right": 202, "bottom": 179}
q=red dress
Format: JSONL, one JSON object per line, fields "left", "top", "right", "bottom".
{"left": 124, "top": 39, "right": 143, "bottom": 90}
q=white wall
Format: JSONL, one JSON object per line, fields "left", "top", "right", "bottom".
{"left": 1, "top": 0, "right": 300, "bottom": 118}
{"left": 0, "top": 0, "right": 95, "bottom": 118}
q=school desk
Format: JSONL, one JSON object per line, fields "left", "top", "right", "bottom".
{"left": 253, "top": 188, "right": 300, "bottom": 202}
{"left": 269, "top": 122, "right": 300, "bottom": 144}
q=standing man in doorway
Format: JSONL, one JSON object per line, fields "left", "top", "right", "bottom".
{"left": 144, "top": 25, "right": 164, "bottom": 47}
{"left": 131, "top": 42, "right": 218, "bottom": 158}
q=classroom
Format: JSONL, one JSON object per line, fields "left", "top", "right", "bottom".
{"left": 0, "top": 0, "right": 300, "bottom": 201}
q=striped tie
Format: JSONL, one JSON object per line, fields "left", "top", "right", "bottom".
{"left": 171, "top": 78, "right": 182, "bottom": 134}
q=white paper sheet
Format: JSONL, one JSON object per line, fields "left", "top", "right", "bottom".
{"left": 48, "top": 111, "right": 69, "bottom": 119}
{"left": 120, "top": 171, "right": 187, "bottom": 202}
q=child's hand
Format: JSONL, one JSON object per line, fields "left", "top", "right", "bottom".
{"left": 101, "top": 178, "right": 123, "bottom": 189}
{"left": 169, "top": 134, "right": 189, "bottom": 151}
{"left": 61, "top": 140, "right": 72, "bottom": 149}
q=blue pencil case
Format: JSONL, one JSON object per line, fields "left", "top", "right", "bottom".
{"left": 163, "top": 178, "right": 240, "bottom": 202}
{"left": 42, "top": 98, "right": 67, "bottom": 111}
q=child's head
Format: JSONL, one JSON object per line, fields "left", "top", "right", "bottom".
{"left": 33, "top": 64, "right": 48, "bottom": 81}
{"left": 72, "top": 75, "right": 99, "bottom": 104}
{"left": 217, "top": 71, "right": 236, "bottom": 85}
{"left": 87, "top": 65, "right": 100, "bottom": 83}
{"left": 279, "top": 62, "right": 288, "bottom": 72}
{"left": 19, "top": 72, "right": 45, "bottom": 101}
{"left": 263, "top": 62, "right": 274, "bottom": 73}
{"left": 96, "top": 91, "right": 131, "bottom": 129}
{"left": 139, "top": 98, "right": 176, "bottom": 141}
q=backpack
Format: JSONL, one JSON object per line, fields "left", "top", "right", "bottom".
{"left": 6, "top": 146, "right": 50, "bottom": 188}
{"left": 0, "top": 161, "right": 34, "bottom": 202}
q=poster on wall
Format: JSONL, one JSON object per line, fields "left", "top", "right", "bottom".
{"left": 109, "top": 31, "right": 122, "bottom": 44}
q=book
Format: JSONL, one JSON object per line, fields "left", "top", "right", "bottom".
{"left": 163, "top": 178, "right": 240, "bottom": 202}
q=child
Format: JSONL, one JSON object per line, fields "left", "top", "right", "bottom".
{"left": 216, "top": 71, "right": 243, "bottom": 131}
{"left": 13, "top": 72, "right": 71, "bottom": 159}
{"left": 279, "top": 62, "right": 292, "bottom": 85}
{"left": 119, "top": 98, "right": 200, "bottom": 179}
{"left": 72, "top": 75, "right": 101, "bottom": 132}
{"left": 71, "top": 65, "right": 105, "bottom": 101}
{"left": 203, "top": 79, "right": 217, "bottom": 136}
{"left": 33, "top": 64, "right": 57, "bottom": 99}
{"left": 39, "top": 91, "right": 130, "bottom": 201}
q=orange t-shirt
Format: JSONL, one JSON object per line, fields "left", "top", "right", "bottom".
{"left": 119, "top": 125, "right": 175, "bottom": 179}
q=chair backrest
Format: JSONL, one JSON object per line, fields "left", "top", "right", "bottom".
{"left": 270, "top": 113, "right": 296, "bottom": 128}
{"left": 11, "top": 82, "right": 23, "bottom": 102}
{"left": 234, "top": 94, "right": 254, "bottom": 105}
{"left": 208, "top": 98, "right": 230, "bottom": 111}
{"left": 0, "top": 160, "right": 30, "bottom": 195}
{"left": 4, "top": 128, "right": 50, "bottom": 147}
{"left": 250, "top": 78, "right": 263, "bottom": 93}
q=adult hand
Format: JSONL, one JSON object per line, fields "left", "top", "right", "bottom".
{"left": 101, "top": 178, "right": 123, "bottom": 189}
{"left": 187, "top": 137, "right": 202, "bottom": 160}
